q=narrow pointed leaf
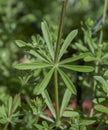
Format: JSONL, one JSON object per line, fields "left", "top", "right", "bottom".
{"left": 16, "top": 40, "right": 34, "bottom": 48}
{"left": 60, "top": 89, "right": 72, "bottom": 117}
{"left": 14, "top": 62, "right": 52, "bottom": 70}
{"left": 38, "top": 49, "right": 53, "bottom": 63}
{"left": 84, "top": 55, "right": 95, "bottom": 62}
{"left": 42, "top": 90, "right": 56, "bottom": 118}
{"left": 95, "top": 104, "right": 108, "bottom": 114}
{"left": 94, "top": 76, "right": 108, "bottom": 93}
{"left": 16, "top": 40, "right": 26, "bottom": 47}
{"left": 60, "top": 53, "right": 90, "bottom": 64}
{"left": 75, "top": 42, "right": 88, "bottom": 52}
{"left": 104, "top": 70, "right": 108, "bottom": 78}
{"left": 34, "top": 124, "right": 43, "bottom": 130}
{"left": 63, "top": 111, "right": 79, "bottom": 118}
{"left": 86, "top": 37, "right": 95, "bottom": 54}
{"left": 12, "top": 94, "right": 20, "bottom": 113}
{"left": 61, "top": 65, "right": 94, "bottom": 72}
{"left": 59, "top": 30, "right": 78, "bottom": 60}
{"left": 41, "top": 21, "right": 54, "bottom": 60}
{"left": 58, "top": 69, "right": 76, "bottom": 95}
{"left": 83, "top": 29, "right": 95, "bottom": 54}
{"left": 8, "top": 97, "right": 12, "bottom": 116}
{"left": 80, "top": 120, "right": 96, "bottom": 125}
{"left": 40, "top": 114, "right": 54, "bottom": 122}
{"left": 34, "top": 69, "right": 54, "bottom": 95}
{"left": 29, "top": 50, "right": 49, "bottom": 63}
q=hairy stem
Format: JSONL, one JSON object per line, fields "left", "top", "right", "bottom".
{"left": 54, "top": 0, "right": 67, "bottom": 126}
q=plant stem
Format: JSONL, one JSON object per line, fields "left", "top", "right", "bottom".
{"left": 54, "top": 68, "right": 59, "bottom": 125}
{"left": 54, "top": 0, "right": 67, "bottom": 126}
{"left": 54, "top": 0, "right": 67, "bottom": 63}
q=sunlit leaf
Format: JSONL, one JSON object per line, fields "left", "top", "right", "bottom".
{"left": 58, "top": 69, "right": 76, "bottom": 94}
{"left": 61, "top": 65, "right": 94, "bottom": 72}
{"left": 34, "top": 69, "right": 54, "bottom": 95}
{"left": 59, "top": 30, "right": 78, "bottom": 60}
{"left": 41, "top": 21, "right": 54, "bottom": 60}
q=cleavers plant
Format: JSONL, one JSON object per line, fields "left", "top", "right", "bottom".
{"left": 14, "top": 0, "right": 94, "bottom": 129}
{"left": 1, "top": 0, "right": 108, "bottom": 130}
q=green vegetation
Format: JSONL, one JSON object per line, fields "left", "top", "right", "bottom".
{"left": 0, "top": 0, "right": 108, "bottom": 129}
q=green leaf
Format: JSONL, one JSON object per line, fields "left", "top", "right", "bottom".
{"left": 14, "top": 62, "right": 52, "bottom": 70}
{"left": 75, "top": 42, "right": 88, "bottom": 52}
{"left": 12, "top": 94, "right": 20, "bottom": 113}
{"left": 84, "top": 55, "right": 95, "bottom": 62}
{"left": 58, "top": 69, "right": 76, "bottom": 95}
{"left": 16, "top": 40, "right": 27, "bottom": 47}
{"left": 60, "top": 89, "right": 71, "bottom": 117}
{"left": 38, "top": 49, "right": 53, "bottom": 63}
{"left": 0, "top": 106, "right": 7, "bottom": 118}
{"left": 101, "top": 53, "right": 108, "bottom": 60}
{"left": 80, "top": 119, "right": 96, "bottom": 125}
{"left": 93, "top": 98, "right": 106, "bottom": 104}
{"left": 8, "top": 97, "right": 12, "bottom": 116}
{"left": 59, "top": 30, "right": 78, "bottom": 60}
{"left": 95, "top": 104, "right": 108, "bottom": 114}
{"left": 94, "top": 76, "right": 108, "bottom": 94}
{"left": 83, "top": 29, "right": 95, "bottom": 54}
{"left": 40, "top": 114, "right": 54, "bottom": 123}
{"left": 106, "top": 120, "right": 108, "bottom": 124}
{"left": 60, "top": 53, "right": 90, "bottom": 64}
{"left": 61, "top": 65, "right": 94, "bottom": 72}
{"left": 41, "top": 21, "right": 54, "bottom": 60}
{"left": 29, "top": 50, "right": 49, "bottom": 63}
{"left": 80, "top": 126, "right": 86, "bottom": 130}
{"left": 34, "top": 69, "right": 54, "bottom": 95}
{"left": 16, "top": 40, "right": 34, "bottom": 48}
{"left": 34, "top": 124, "right": 43, "bottom": 130}
{"left": 63, "top": 111, "right": 79, "bottom": 118}
{"left": 42, "top": 90, "right": 56, "bottom": 118}
{"left": 0, "top": 105, "right": 7, "bottom": 124}
{"left": 104, "top": 70, "right": 108, "bottom": 78}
